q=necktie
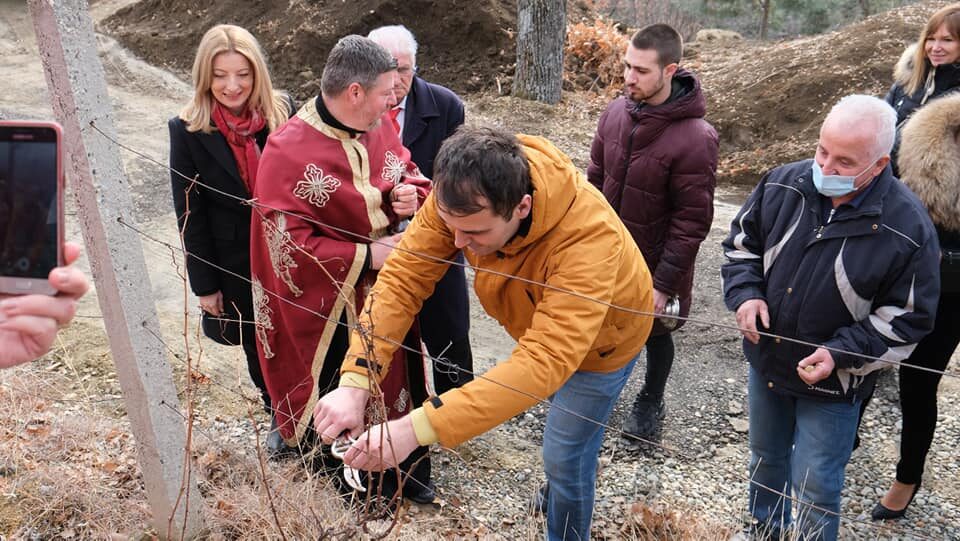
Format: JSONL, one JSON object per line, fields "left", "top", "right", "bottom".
{"left": 388, "top": 107, "right": 401, "bottom": 134}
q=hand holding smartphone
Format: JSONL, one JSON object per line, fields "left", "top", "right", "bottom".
{"left": 0, "top": 121, "right": 64, "bottom": 296}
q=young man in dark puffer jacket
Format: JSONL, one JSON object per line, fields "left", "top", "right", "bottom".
{"left": 587, "top": 23, "right": 718, "bottom": 442}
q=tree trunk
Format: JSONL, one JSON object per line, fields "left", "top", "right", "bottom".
{"left": 859, "top": 0, "right": 871, "bottom": 18}
{"left": 758, "top": 0, "right": 772, "bottom": 40}
{"left": 513, "top": 0, "right": 566, "bottom": 104}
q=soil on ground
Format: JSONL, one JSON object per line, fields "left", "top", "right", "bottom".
{"left": 102, "top": 0, "right": 942, "bottom": 187}
{"left": 101, "top": 0, "right": 519, "bottom": 98}
{"left": 690, "top": 2, "right": 935, "bottom": 184}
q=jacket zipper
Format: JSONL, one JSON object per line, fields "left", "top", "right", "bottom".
{"left": 615, "top": 121, "right": 641, "bottom": 213}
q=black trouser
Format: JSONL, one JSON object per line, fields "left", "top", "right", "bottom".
{"left": 858, "top": 292, "right": 959, "bottom": 484}
{"left": 419, "top": 254, "right": 474, "bottom": 395}
{"left": 425, "top": 336, "right": 474, "bottom": 395}
{"left": 640, "top": 332, "right": 675, "bottom": 397}
{"left": 242, "top": 336, "right": 271, "bottom": 411}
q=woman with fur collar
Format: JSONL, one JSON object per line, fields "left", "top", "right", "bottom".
{"left": 885, "top": 3, "right": 960, "bottom": 176}
{"left": 867, "top": 6, "right": 960, "bottom": 520}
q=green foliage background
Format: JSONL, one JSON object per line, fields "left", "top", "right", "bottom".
{"left": 597, "top": 0, "right": 919, "bottom": 39}
{"left": 687, "top": 0, "right": 916, "bottom": 37}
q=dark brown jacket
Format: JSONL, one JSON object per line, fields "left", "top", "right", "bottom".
{"left": 588, "top": 69, "right": 717, "bottom": 334}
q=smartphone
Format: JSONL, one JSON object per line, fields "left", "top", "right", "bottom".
{"left": 0, "top": 121, "right": 64, "bottom": 296}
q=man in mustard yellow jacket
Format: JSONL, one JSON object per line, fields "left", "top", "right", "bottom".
{"left": 314, "top": 126, "right": 653, "bottom": 540}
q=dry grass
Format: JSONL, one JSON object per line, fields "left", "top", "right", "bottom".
{"left": 1, "top": 362, "right": 743, "bottom": 540}
{"left": 0, "top": 334, "right": 531, "bottom": 540}
{"left": 0, "top": 369, "right": 149, "bottom": 538}
{"left": 1, "top": 365, "right": 429, "bottom": 539}
{"left": 620, "top": 501, "right": 737, "bottom": 540}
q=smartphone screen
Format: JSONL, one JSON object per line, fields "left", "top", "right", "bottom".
{"left": 0, "top": 122, "right": 62, "bottom": 294}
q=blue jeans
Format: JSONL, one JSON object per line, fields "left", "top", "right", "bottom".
{"left": 543, "top": 355, "right": 638, "bottom": 541}
{"left": 747, "top": 367, "right": 859, "bottom": 541}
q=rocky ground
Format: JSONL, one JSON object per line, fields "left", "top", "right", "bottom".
{"left": 0, "top": 0, "right": 958, "bottom": 539}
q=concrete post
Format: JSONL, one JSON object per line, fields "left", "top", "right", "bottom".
{"left": 27, "top": 0, "right": 203, "bottom": 538}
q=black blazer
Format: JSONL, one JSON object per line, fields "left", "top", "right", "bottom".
{"left": 168, "top": 116, "right": 268, "bottom": 298}
{"left": 402, "top": 76, "right": 465, "bottom": 179}
{"left": 400, "top": 77, "right": 471, "bottom": 345}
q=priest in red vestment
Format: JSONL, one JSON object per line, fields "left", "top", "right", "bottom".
{"left": 249, "top": 36, "right": 430, "bottom": 481}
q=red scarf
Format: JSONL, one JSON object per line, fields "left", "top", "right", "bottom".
{"left": 211, "top": 102, "right": 266, "bottom": 194}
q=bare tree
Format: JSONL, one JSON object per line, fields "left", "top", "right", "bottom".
{"left": 513, "top": 0, "right": 566, "bottom": 104}
{"left": 634, "top": 0, "right": 701, "bottom": 41}
{"left": 756, "top": 0, "right": 773, "bottom": 39}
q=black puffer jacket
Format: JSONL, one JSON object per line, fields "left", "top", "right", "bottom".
{"left": 885, "top": 44, "right": 960, "bottom": 175}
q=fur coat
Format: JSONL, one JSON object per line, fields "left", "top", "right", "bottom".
{"left": 898, "top": 92, "right": 960, "bottom": 233}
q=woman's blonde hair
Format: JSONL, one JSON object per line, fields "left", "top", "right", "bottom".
{"left": 902, "top": 3, "right": 960, "bottom": 95}
{"left": 180, "top": 24, "right": 290, "bottom": 134}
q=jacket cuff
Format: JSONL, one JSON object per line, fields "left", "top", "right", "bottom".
{"left": 824, "top": 342, "right": 855, "bottom": 369}
{"left": 651, "top": 277, "right": 676, "bottom": 296}
{"left": 728, "top": 289, "right": 765, "bottom": 313}
{"left": 194, "top": 286, "right": 220, "bottom": 297}
{"left": 339, "top": 372, "right": 370, "bottom": 390}
{"left": 410, "top": 407, "right": 439, "bottom": 446}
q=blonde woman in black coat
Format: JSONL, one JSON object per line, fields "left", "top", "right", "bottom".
{"left": 869, "top": 89, "right": 960, "bottom": 522}
{"left": 169, "top": 24, "right": 292, "bottom": 450}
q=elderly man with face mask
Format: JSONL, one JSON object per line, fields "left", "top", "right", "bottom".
{"left": 722, "top": 94, "right": 940, "bottom": 541}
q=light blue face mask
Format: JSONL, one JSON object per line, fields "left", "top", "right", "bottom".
{"left": 811, "top": 160, "right": 874, "bottom": 197}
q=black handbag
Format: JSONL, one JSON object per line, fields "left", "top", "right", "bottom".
{"left": 201, "top": 311, "right": 244, "bottom": 346}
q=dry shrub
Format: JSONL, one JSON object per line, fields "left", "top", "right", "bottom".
{"left": 0, "top": 365, "right": 477, "bottom": 540}
{"left": 565, "top": 19, "right": 629, "bottom": 95}
{"left": 0, "top": 370, "right": 150, "bottom": 538}
{"left": 620, "top": 500, "right": 736, "bottom": 540}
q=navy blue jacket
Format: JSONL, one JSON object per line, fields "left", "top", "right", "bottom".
{"left": 722, "top": 160, "right": 940, "bottom": 401}
{"left": 401, "top": 77, "right": 471, "bottom": 347}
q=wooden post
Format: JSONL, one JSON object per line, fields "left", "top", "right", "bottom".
{"left": 27, "top": 0, "right": 203, "bottom": 538}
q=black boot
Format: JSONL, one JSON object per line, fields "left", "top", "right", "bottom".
{"left": 265, "top": 416, "right": 297, "bottom": 459}
{"left": 622, "top": 391, "right": 666, "bottom": 442}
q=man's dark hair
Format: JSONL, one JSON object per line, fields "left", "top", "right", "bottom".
{"left": 630, "top": 24, "right": 682, "bottom": 67}
{"left": 321, "top": 35, "right": 397, "bottom": 96}
{"left": 433, "top": 126, "right": 530, "bottom": 219}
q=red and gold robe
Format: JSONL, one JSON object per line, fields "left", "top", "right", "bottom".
{"left": 250, "top": 98, "right": 430, "bottom": 444}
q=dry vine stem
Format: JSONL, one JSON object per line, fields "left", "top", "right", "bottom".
{"left": 168, "top": 179, "right": 198, "bottom": 540}
{"left": 252, "top": 203, "right": 417, "bottom": 537}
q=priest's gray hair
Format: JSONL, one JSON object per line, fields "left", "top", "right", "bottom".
{"left": 321, "top": 34, "right": 397, "bottom": 96}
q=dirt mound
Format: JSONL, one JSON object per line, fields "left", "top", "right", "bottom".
{"left": 101, "top": 0, "right": 943, "bottom": 186}
{"left": 100, "top": 0, "right": 518, "bottom": 100}
{"left": 689, "top": 1, "right": 940, "bottom": 184}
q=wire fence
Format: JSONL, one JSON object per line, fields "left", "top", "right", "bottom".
{"left": 7, "top": 119, "right": 953, "bottom": 539}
